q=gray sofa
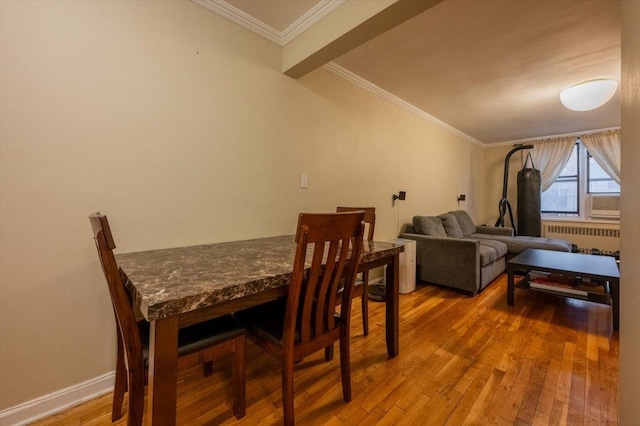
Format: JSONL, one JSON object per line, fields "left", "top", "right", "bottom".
{"left": 399, "top": 210, "right": 573, "bottom": 295}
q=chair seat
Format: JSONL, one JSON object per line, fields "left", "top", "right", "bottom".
{"left": 235, "top": 298, "right": 345, "bottom": 347}
{"left": 339, "top": 278, "right": 364, "bottom": 292}
{"left": 336, "top": 280, "right": 365, "bottom": 305}
{"left": 234, "top": 299, "right": 300, "bottom": 346}
{"left": 140, "top": 315, "right": 246, "bottom": 364}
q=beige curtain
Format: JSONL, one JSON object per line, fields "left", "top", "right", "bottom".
{"left": 579, "top": 129, "right": 621, "bottom": 184}
{"left": 529, "top": 136, "right": 577, "bottom": 192}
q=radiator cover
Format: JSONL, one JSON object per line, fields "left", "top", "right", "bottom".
{"left": 543, "top": 223, "right": 620, "bottom": 255}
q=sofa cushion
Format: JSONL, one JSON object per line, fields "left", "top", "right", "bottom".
{"left": 478, "top": 244, "right": 499, "bottom": 267}
{"left": 471, "top": 239, "right": 508, "bottom": 266}
{"left": 438, "top": 213, "right": 464, "bottom": 238}
{"left": 478, "top": 239, "right": 509, "bottom": 258}
{"left": 449, "top": 210, "right": 477, "bottom": 236}
{"left": 413, "top": 216, "right": 447, "bottom": 237}
{"left": 469, "top": 234, "right": 573, "bottom": 254}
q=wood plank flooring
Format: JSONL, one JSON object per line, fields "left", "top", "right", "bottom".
{"left": 32, "top": 274, "right": 619, "bottom": 425}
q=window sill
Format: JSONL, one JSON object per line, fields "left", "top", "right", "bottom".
{"left": 541, "top": 216, "right": 620, "bottom": 225}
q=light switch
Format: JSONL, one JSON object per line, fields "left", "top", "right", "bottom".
{"left": 300, "top": 173, "right": 308, "bottom": 188}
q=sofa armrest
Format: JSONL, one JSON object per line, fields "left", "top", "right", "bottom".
{"left": 474, "top": 226, "right": 514, "bottom": 236}
{"left": 399, "top": 233, "right": 480, "bottom": 294}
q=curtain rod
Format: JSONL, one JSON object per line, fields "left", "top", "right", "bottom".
{"left": 509, "top": 126, "right": 620, "bottom": 146}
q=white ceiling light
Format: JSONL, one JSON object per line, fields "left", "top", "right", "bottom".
{"left": 560, "top": 79, "right": 618, "bottom": 112}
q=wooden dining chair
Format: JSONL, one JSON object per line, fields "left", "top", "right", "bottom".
{"left": 336, "top": 206, "right": 376, "bottom": 336}
{"left": 89, "top": 213, "right": 247, "bottom": 425}
{"left": 235, "top": 212, "right": 365, "bottom": 425}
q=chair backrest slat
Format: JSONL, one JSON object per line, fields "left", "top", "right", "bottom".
{"left": 314, "top": 240, "right": 340, "bottom": 337}
{"left": 326, "top": 239, "right": 350, "bottom": 331}
{"left": 287, "top": 212, "right": 365, "bottom": 347}
{"left": 301, "top": 242, "right": 324, "bottom": 342}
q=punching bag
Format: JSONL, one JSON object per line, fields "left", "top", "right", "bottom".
{"left": 517, "top": 153, "right": 542, "bottom": 237}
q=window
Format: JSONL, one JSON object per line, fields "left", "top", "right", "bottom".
{"left": 588, "top": 152, "right": 621, "bottom": 193}
{"left": 541, "top": 141, "right": 620, "bottom": 217}
{"left": 541, "top": 143, "right": 579, "bottom": 214}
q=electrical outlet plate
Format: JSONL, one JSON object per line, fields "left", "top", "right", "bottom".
{"left": 300, "top": 173, "right": 308, "bottom": 188}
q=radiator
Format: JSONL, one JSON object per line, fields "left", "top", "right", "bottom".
{"left": 543, "top": 223, "right": 620, "bottom": 255}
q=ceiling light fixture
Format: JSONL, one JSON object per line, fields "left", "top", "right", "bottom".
{"left": 560, "top": 79, "right": 618, "bottom": 112}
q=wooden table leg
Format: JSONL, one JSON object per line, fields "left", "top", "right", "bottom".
{"left": 507, "top": 267, "right": 515, "bottom": 306}
{"left": 148, "top": 316, "right": 179, "bottom": 425}
{"left": 610, "top": 278, "right": 619, "bottom": 331}
{"left": 385, "top": 254, "right": 400, "bottom": 358}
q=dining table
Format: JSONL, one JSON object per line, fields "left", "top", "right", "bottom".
{"left": 116, "top": 234, "right": 404, "bottom": 425}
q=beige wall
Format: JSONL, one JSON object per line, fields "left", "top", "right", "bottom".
{"left": 620, "top": 0, "right": 640, "bottom": 423}
{"left": 0, "top": 1, "right": 482, "bottom": 409}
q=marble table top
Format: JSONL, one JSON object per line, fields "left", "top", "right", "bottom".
{"left": 116, "top": 235, "right": 404, "bottom": 321}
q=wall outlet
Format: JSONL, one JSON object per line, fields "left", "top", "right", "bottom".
{"left": 300, "top": 173, "right": 308, "bottom": 188}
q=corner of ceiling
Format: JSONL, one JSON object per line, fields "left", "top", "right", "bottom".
{"left": 191, "top": 0, "right": 344, "bottom": 47}
{"left": 191, "top": 0, "right": 485, "bottom": 148}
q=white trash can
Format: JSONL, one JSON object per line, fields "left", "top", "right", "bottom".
{"left": 387, "top": 239, "right": 417, "bottom": 294}
{"left": 368, "top": 239, "right": 417, "bottom": 300}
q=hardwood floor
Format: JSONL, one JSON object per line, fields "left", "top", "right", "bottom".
{"left": 33, "top": 274, "right": 619, "bottom": 425}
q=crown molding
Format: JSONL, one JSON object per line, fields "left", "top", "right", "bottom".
{"left": 192, "top": 0, "right": 281, "bottom": 44}
{"left": 192, "top": 0, "right": 345, "bottom": 47}
{"left": 281, "top": 0, "right": 346, "bottom": 45}
{"left": 322, "top": 62, "right": 484, "bottom": 147}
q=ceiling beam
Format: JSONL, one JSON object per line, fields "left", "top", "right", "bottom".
{"left": 282, "top": 0, "right": 444, "bottom": 78}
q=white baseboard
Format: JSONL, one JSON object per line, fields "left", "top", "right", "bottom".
{"left": 0, "top": 372, "right": 115, "bottom": 426}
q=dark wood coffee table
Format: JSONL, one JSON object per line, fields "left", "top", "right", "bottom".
{"left": 507, "top": 248, "right": 620, "bottom": 330}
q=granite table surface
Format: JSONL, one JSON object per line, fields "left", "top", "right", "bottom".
{"left": 116, "top": 235, "right": 404, "bottom": 321}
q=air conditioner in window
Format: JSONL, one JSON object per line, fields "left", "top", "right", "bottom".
{"left": 589, "top": 194, "right": 621, "bottom": 218}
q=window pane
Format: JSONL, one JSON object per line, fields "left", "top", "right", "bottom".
{"left": 541, "top": 143, "right": 579, "bottom": 214}
{"left": 588, "top": 157, "right": 620, "bottom": 193}
{"left": 541, "top": 177, "right": 578, "bottom": 213}
{"left": 561, "top": 145, "right": 578, "bottom": 176}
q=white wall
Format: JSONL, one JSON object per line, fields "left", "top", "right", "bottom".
{"left": 0, "top": 0, "right": 482, "bottom": 410}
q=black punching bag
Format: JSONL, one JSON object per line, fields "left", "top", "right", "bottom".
{"left": 517, "top": 153, "right": 542, "bottom": 237}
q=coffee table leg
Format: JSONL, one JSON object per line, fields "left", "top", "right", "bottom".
{"left": 610, "top": 278, "right": 619, "bottom": 331}
{"left": 507, "top": 267, "right": 515, "bottom": 306}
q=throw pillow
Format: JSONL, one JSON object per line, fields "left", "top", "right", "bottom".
{"left": 438, "top": 213, "right": 464, "bottom": 238}
{"left": 449, "top": 210, "right": 476, "bottom": 236}
{"left": 412, "top": 216, "right": 447, "bottom": 237}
